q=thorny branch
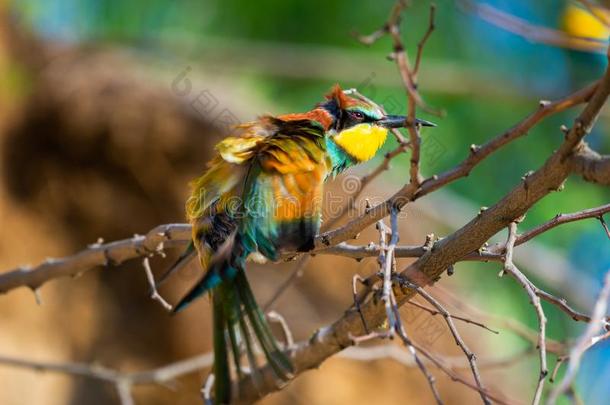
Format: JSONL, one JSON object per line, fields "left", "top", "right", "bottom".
{"left": 497, "top": 203, "right": 610, "bottom": 247}
{"left": 0, "top": 224, "right": 190, "bottom": 296}
{"left": 406, "top": 299, "right": 499, "bottom": 335}
{"left": 380, "top": 209, "right": 444, "bottom": 405}
{"left": 501, "top": 221, "right": 548, "bottom": 405}
{"left": 235, "top": 37, "right": 610, "bottom": 403}
{"left": 398, "top": 277, "right": 490, "bottom": 405}
{"left": 0, "top": 352, "right": 214, "bottom": 405}
{"left": 431, "top": 285, "right": 567, "bottom": 355}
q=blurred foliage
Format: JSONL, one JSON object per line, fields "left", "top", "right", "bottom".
{"left": 7, "top": 0, "right": 610, "bottom": 403}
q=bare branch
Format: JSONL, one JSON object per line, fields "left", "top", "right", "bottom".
{"left": 501, "top": 222, "right": 547, "bottom": 405}
{"left": 339, "top": 344, "right": 534, "bottom": 371}
{"left": 413, "top": 4, "right": 437, "bottom": 77}
{"left": 406, "top": 299, "right": 499, "bottom": 334}
{"left": 354, "top": 0, "right": 441, "bottom": 116}
{"left": 408, "top": 342, "right": 513, "bottom": 405}
{"left": 433, "top": 285, "right": 567, "bottom": 355}
{"left": 143, "top": 257, "right": 173, "bottom": 312}
{"left": 547, "top": 271, "right": 610, "bottom": 404}
{"left": 318, "top": 241, "right": 500, "bottom": 261}
{"left": 393, "top": 322, "right": 444, "bottom": 405}
{"left": 570, "top": 143, "right": 610, "bottom": 186}
{"left": 511, "top": 203, "right": 610, "bottom": 246}
{"left": 398, "top": 278, "right": 490, "bottom": 404}
{"left": 0, "top": 351, "right": 214, "bottom": 395}
{"left": 0, "top": 224, "right": 190, "bottom": 295}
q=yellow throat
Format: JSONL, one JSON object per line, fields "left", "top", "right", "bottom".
{"left": 332, "top": 123, "right": 388, "bottom": 162}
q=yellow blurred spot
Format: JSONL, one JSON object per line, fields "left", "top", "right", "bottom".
{"left": 563, "top": 4, "right": 610, "bottom": 40}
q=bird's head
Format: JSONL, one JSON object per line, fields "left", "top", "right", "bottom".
{"left": 319, "top": 84, "right": 435, "bottom": 163}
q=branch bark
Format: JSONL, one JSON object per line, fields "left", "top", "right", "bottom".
{"left": 0, "top": 224, "right": 190, "bottom": 295}
{"left": 570, "top": 144, "right": 610, "bottom": 186}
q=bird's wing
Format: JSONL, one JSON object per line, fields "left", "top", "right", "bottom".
{"left": 186, "top": 117, "right": 283, "bottom": 223}
{"left": 239, "top": 120, "right": 329, "bottom": 258}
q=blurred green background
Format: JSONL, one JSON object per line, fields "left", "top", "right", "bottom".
{"left": 1, "top": 0, "right": 609, "bottom": 404}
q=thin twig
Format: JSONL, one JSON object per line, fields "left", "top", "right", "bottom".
{"left": 317, "top": 242, "right": 501, "bottom": 261}
{"left": 514, "top": 203, "right": 610, "bottom": 246}
{"left": 536, "top": 290, "right": 598, "bottom": 323}
{"left": 0, "top": 224, "right": 190, "bottom": 295}
{"left": 354, "top": 0, "right": 442, "bottom": 116}
{"left": 547, "top": 271, "right": 610, "bottom": 405}
{"left": 352, "top": 274, "right": 372, "bottom": 334}
{"left": 143, "top": 257, "right": 173, "bottom": 311}
{"left": 501, "top": 222, "right": 547, "bottom": 405}
{"left": 409, "top": 342, "right": 514, "bottom": 405}
{"left": 398, "top": 277, "right": 490, "bottom": 405}
{"left": 0, "top": 352, "right": 214, "bottom": 394}
{"left": 339, "top": 344, "right": 534, "bottom": 370}
{"left": 378, "top": 212, "right": 397, "bottom": 333}
{"left": 406, "top": 299, "right": 499, "bottom": 334}
{"left": 433, "top": 285, "right": 567, "bottom": 355}
{"left": 413, "top": 4, "right": 437, "bottom": 77}
{"left": 394, "top": 317, "right": 444, "bottom": 405}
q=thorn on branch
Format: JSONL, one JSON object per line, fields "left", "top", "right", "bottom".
{"left": 599, "top": 215, "right": 610, "bottom": 240}
{"left": 539, "top": 100, "right": 551, "bottom": 108}
{"left": 502, "top": 222, "right": 547, "bottom": 405}
{"left": 423, "top": 234, "right": 435, "bottom": 251}
{"left": 87, "top": 238, "right": 105, "bottom": 249}
{"left": 353, "top": 274, "right": 372, "bottom": 334}
{"left": 31, "top": 288, "right": 42, "bottom": 306}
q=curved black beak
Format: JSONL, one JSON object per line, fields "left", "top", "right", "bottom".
{"left": 377, "top": 115, "right": 436, "bottom": 128}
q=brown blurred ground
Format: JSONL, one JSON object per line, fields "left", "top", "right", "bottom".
{"left": 0, "top": 9, "right": 523, "bottom": 405}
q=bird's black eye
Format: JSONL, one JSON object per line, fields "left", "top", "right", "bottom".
{"left": 350, "top": 111, "right": 365, "bottom": 120}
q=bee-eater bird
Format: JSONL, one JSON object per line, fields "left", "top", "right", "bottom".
{"left": 170, "top": 84, "right": 435, "bottom": 403}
